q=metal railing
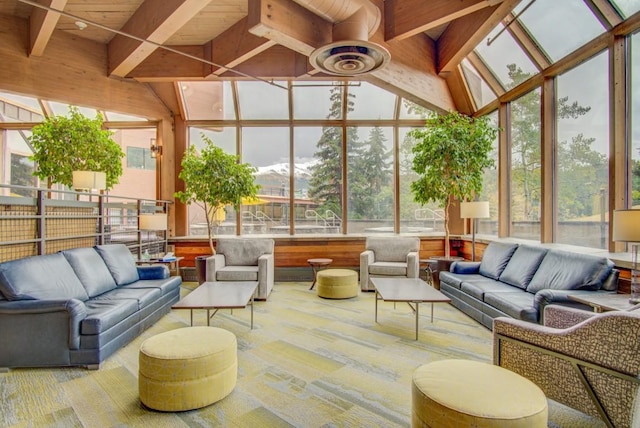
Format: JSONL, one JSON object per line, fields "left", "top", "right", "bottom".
{"left": 0, "top": 184, "right": 171, "bottom": 263}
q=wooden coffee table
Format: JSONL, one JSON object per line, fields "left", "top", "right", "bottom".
{"left": 172, "top": 281, "right": 259, "bottom": 329}
{"left": 371, "top": 277, "right": 451, "bottom": 340}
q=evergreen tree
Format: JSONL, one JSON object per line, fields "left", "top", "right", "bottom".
{"left": 308, "top": 85, "right": 355, "bottom": 217}
{"left": 349, "top": 126, "right": 392, "bottom": 219}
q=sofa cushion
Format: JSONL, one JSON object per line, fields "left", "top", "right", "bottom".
{"left": 499, "top": 245, "right": 548, "bottom": 290}
{"left": 369, "top": 262, "right": 408, "bottom": 276}
{"left": 216, "top": 266, "right": 259, "bottom": 281}
{"left": 120, "top": 276, "right": 182, "bottom": 296}
{"left": 365, "top": 237, "right": 419, "bottom": 262}
{"left": 62, "top": 247, "right": 118, "bottom": 298}
{"left": 81, "top": 298, "right": 139, "bottom": 335}
{"left": 460, "top": 279, "right": 518, "bottom": 301}
{"left": 95, "top": 244, "right": 139, "bottom": 286}
{"left": 217, "top": 238, "right": 274, "bottom": 266}
{"left": 440, "top": 271, "right": 485, "bottom": 289}
{"left": 0, "top": 253, "right": 89, "bottom": 301}
{"left": 93, "top": 287, "right": 163, "bottom": 310}
{"left": 484, "top": 291, "right": 538, "bottom": 323}
{"left": 526, "top": 250, "right": 614, "bottom": 293}
{"left": 479, "top": 242, "right": 519, "bottom": 280}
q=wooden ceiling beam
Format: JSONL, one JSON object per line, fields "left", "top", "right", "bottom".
{"left": 437, "top": 0, "right": 521, "bottom": 76}
{"left": 385, "top": 0, "right": 503, "bottom": 42}
{"left": 29, "top": 0, "right": 67, "bottom": 56}
{"left": 208, "top": 16, "right": 277, "bottom": 77}
{"left": 584, "top": 0, "right": 623, "bottom": 30}
{"left": 108, "top": 0, "right": 211, "bottom": 77}
{"left": 504, "top": 14, "right": 550, "bottom": 70}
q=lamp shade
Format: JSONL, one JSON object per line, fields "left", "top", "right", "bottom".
{"left": 72, "top": 171, "right": 106, "bottom": 191}
{"left": 460, "top": 201, "right": 490, "bottom": 219}
{"left": 139, "top": 213, "right": 168, "bottom": 231}
{"left": 612, "top": 210, "right": 640, "bottom": 242}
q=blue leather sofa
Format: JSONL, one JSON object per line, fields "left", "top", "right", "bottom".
{"left": 0, "top": 244, "right": 181, "bottom": 370}
{"left": 439, "top": 242, "right": 619, "bottom": 329}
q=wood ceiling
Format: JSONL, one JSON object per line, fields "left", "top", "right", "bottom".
{"left": 0, "top": 0, "right": 525, "bottom": 117}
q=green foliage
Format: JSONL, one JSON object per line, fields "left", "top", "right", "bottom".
{"left": 28, "top": 106, "right": 124, "bottom": 189}
{"left": 175, "top": 133, "right": 259, "bottom": 253}
{"left": 632, "top": 158, "right": 640, "bottom": 207}
{"left": 410, "top": 110, "right": 497, "bottom": 256}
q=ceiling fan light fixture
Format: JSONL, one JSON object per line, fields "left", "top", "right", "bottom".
{"left": 309, "top": 40, "right": 390, "bottom": 76}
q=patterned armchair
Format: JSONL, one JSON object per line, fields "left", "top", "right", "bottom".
{"left": 493, "top": 304, "right": 640, "bottom": 428}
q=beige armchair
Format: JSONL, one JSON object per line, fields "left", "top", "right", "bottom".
{"left": 359, "top": 237, "right": 420, "bottom": 291}
{"left": 493, "top": 304, "right": 640, "bottom": 428}
{"left": 206, "top": 238, "right": 275, "bottom": 300}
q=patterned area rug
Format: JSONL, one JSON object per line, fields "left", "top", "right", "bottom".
{"left": 1, "top": 282, "right": 604, "bottom": 427}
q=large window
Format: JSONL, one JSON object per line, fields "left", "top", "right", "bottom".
{"left": 632, "top": 32, "right": 640, "bottom": 210}
{"left": 556, "top": 52, "right": 609, "bottom": 248}
{"left": 478, "top": 111, "right": 499, "bottom": 235}
{"left": 510, "top": 88, "right": 541, "bottom": 239}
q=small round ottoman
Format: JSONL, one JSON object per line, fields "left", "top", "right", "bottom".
{"left": 412, "top": 359, "right": 547, "bottom": 427}
{"left": 139, "top": 326, "right": 237, "bottom": 411}
{"left": 316, "top": 269, "right": 359, "bottom": 299}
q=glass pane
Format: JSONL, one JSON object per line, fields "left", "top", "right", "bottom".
{"left": 179, "top": 81, "right": 235, "bottom": 121}
{"left": 292, "top": 81, "right": 339, "bottom": 119}
{"left": 0, "top": 92, "right": 44, "bottom": 123}
{"left": 109, "top": 128, "right": 156, "bottom": 199}
{"left": 347, "top": 82, "right": 396, "bottom": 119}
{"left": 398, "top": 127, "right": 443, "bottom": 234}
{"left": 399, "top": 99, "right": 432, "bottom": 120}
{"left": 631, "top": 32, "right": 640, "bottom": 209}
{"left": 293, "top": 127, "right": 341, "bottom": 234}
{"left": 510, "top": 87, "right": 541, "bottom": 240}
{"left": 346, "top": 126, "right": 394, "bottom": 234}
{"left": 474, "top": 23, "right": 539, "bottom": 89}
{"left": 186, "top": 126, "right": 238, "bottom": 237}
{"left": 48, "top": 101, "right": 98, "bottom": 119}
{"left": 610, "top": 0, "right": 640, "bottom": 17}
{"left": 477, "top": 111, "right": 499, "bottom": 236}
{"left": 557, "top": 52, "right": 609, "bottom": 249}
{"left": 241, "top": 127, "right": 289, "bottom": 235}
{"left": 461, "top": 59, "right": 497, "bottom": 109}
{"left": 515, "top": 0, "right": 605, "bottom": 63}
{"left": 237, "top": 81, "right": 288, "bottom": 120}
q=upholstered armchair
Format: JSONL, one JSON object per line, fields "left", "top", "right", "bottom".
{"left": 206, "top": 238, "right": 275, "bottom": 300}
{"left": 359, "top": 237, "right": 420, "bottom": 291}
{"left": 493, "top": 304, "right": 640, "bottom": 428}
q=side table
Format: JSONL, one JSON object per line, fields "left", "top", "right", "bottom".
{"left": 307, "top": 258, "right": 332, "bottom": 290}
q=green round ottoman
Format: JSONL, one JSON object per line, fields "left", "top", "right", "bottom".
{"left": 139, "top": 326, "right": 237, "bottom": 411}
{"left": 316, "top": 269, "right": 358, "bottom": 299}
{"left": 412, "top": 359, "right": 547, "bottom": 427}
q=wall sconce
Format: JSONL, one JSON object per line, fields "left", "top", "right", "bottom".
{"left": 150, "top": 138, "right": 162, "bottom": 158}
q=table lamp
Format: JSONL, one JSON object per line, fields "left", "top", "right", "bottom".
{"left": 72, "top": 171, "right": 106, "bottom": 191}
{"left": 612, "top": 209, "right": 640, "bottom": 303}
{"left": 460, "top": 201, "right": 490, "bottom": 261}
{"left": 139, "top": 213, "right": 168, "bottom": 258}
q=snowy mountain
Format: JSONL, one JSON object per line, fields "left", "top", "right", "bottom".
{"left": 255, "top": 161, "right": 316, "bottom": 178}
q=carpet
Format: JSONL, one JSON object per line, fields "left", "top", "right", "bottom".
{"left": 0, "top": 282, "right": 605, "bottom": 427}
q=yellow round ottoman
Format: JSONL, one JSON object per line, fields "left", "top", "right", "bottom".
{"left": 316, "top": 269, "right": 358, "bottom": 299}
{"left": 139, "top": 326, "right": 237, "bottom": 411}
{"left": 412, "top": 359, "right": 547, "bottom": 427}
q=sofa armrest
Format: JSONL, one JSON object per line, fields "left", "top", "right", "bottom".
{"left": 407, "top": 251, "right": 419, "bottom": 278}
{"left": 257, "top": 253, "right": 275, "bottom": 298}
{"left": 0, "top": 299, "right": 86, "bottom": 351}
{"left": 543, "top": 304, "right": 596, "bottom": 329}
{"left": 137, "top": 265, "right": 169, "bottom": 280}
{"left": 450, "top": 261, "right": 481, "bottom": 274}
{"left": 534, "top": 289, "right": 614, "bottom": 323}
{"left": 360, "top": 250, "right": 374, "bottom": 290}
{"left": 205, "top": 254, "right": 226, "bottom": 281}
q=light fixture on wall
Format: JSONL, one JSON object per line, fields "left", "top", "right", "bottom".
{"left": 72, "top": 171, "right": 106, "bottom": 191}
{"left": 150, "top": 138, "right": 162, "bottom": 158}
{"left": 139, "top": 213, "right": 168, "bottom": 258}
{"left": 612, "top": 209, "right": 640, "bottom": 303}
{"left": 460, "top": 201, "right": 490, "bottom": 262}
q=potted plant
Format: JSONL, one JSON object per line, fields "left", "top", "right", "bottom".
{"left": 28, "top": 106, "right": 124, "bottom": 190}
{"left": 410, "top": 110, "right": 497, "bottom": 259}
{"left": 175, "top": 133, "right": 260, "bottom": 282}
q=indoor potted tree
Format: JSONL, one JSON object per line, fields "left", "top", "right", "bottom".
{"left": 175, "top": 133, "right": 260, "bottom": 282}
{"left": 28, "top": 106, "right": 124, "bottom": 190}
{"left": 410, "top": 110, "right": 497, "bottom": 260}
